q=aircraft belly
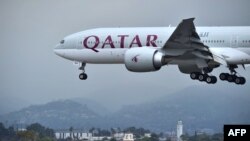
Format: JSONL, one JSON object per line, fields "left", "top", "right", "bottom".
{"left": 62, "top": 49, "right": 126, "bottom": 64}
{"left": 210, "top": 48, "right": 250, "bottom": 65}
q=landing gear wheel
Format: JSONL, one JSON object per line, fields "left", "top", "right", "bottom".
{"left": 239, "top": 77, "right": 246, "bottom": 85}
{"left": 79, "top": 63, "right": 88, "bottom": 80}
{"left": 235, "top": 77, "right": 246, "bottom": 85}
{"left": 79, "top": 73, "right": 88, "bottom": 80}
{"left": 190, "top": 72, "right": 199, "bottom": 80}
{"left": 220, "top": 65, "right": 247, "bottom": 85}
{"left": 198, "top": 74, "right": 207, "bottom": 82}
{"left": 190, "top": 72, "right": 217, "bottom": 84}
{"left": 205, "top": 76, "right": 217, "bottom": 84}
{"left": 235, "top": 77, "right": 241, "bottom": 84}
{"left": 205, "top": 76, "right": 212, "bottom": 84}
{"left": 211, "top": 76, "right": 217, "bottom": 84}
{"left": 219, "top": 73, "right": 229, "bottom": 81}
{"left": 227, "top": 75, "right": 236, "bottom": 82}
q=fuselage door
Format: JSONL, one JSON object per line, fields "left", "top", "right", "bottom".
{"left": 230, "top": 35, "right": 238, "bottom": 48}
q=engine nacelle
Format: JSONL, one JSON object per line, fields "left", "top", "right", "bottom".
{"left": 124, "top": 47, "right": 163, "bottom": 72}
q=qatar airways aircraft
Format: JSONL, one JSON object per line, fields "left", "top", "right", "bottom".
{"left": 54, "top": 18, "right": 250, "bottom": 85}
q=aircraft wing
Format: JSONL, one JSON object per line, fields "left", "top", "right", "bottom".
{"left": 162, "top": 18, "right": 223, "bottom": 66}
{"left": 163, "top": 18, "right": 208, "bottom": 51}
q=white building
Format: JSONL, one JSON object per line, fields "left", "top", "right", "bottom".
{"left": 144, "top": 133, "right": 151, "bottom": 138}
{"left": 114, "top": 133, "right": 125, "bottom": 140}
{"left": 55, "top": 131, "right": 92, "bottom": 140}
{"left": 177, "top": 120, "right": 183, "bottom": 141}
{"left": 123, "top": 133, "right": 134, "bottom": 141}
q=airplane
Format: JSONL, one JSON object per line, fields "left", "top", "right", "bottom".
{"left": 54, "top": 18, "right": 250, "bottom": 85}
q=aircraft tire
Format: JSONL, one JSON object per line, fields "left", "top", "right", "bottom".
{"left": 198, "top": 74, "right": 207, "bottom": 82}
{"left": 190, "top": 72, "right": 199, "bottom": 80}
{"left": 205, "top": 76, "right": 213, "bottom": 84}
{"left": 235, "top": 77, "right": 246, "bottom": 85}
{"left": 206, "top": 76, "right": 217, "bottom": 84}
{"left": 79, "top": 73, "right": 88, "bottom": 80}
{"left": 211, "top": 76, "right": 217, "bottom": 84}
{"left": 219, "top": 73, "right": 228, "bottom": 81}
{"left": 227, "top": 75, "right": 236, "bottom": 82}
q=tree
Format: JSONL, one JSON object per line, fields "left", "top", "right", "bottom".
{"left": 196, "top": 133, "right": 210, "bottom": 141}
{"left": 26, "top": 123, "right": 55, "bottom": 138}
{"left": 211, "top": 133, "right": 223, "bottom": 141}
{"left": 0, "top": 122, "right": 17, "bottom": 140}
{"left": 111, "top": 128, "right": 116, "bottom": 135}
{"left": 140, "top": 137, "right": 151, "bottom": 141}
{"left": 150, "top": 133, "right": 159, "bottom": 141}
{"left": 166, "top": 137, "right": 171, "bottom": 141}
{"left": 69, "top": 126, "right": 74, "bottom": 138}
{"left": 102, "top": 137, "right": 108, "bottom": 141}
{"left": 17, "top": 130, "right": 36, "bottom": 141}
{"left": 0, "top": 122, "right": 8, "bottom": 138}
{"left": 110, "top": 137, "right": 117, "bottom": 141}
{"left": 123, "top": 127, "right": 151, "bottom": 138}
{"left": 158, "top": 132, "right": 164, "bottom": 138}
{"left": 181, "top": 134, "right": 190, "bottom": 141}
{"left": 38, "top": 136, "right": 55, "bottom": 141}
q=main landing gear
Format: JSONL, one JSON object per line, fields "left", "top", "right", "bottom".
{"left": 190, "top": 65, "right": 246, "bottom": 85}
{"left": 219, "top": 65, "right": 246, "bottom": 85}
{"left": 190, "top": 72, "right": 217, "bottom": 84}
{"left": 79, "top": 63, "right": 88, "bottom": 80}
{"left": 219, "top": 73, "right": 245, "bottom": 85}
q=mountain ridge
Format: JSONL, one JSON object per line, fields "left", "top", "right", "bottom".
{"left": 1, "top": 85, "right": 250, "bottom": 132}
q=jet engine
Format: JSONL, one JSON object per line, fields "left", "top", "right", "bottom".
{"left": 124, "top": 47, "right": 163, "bottom": 72}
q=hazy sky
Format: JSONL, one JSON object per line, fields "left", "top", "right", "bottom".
{"left": 1, "top": 0, "right": 250, "bottom": 114}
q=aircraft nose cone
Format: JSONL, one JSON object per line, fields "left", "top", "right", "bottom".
{"left": 54, "top": 44, "right": 65, "bottom": 57}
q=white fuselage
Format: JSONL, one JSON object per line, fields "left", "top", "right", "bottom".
{"left": 54, "top": 27, "right": 250, "bottom": 65}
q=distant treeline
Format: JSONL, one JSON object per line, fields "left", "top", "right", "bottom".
{"left": 0, "top": 122, "right": 55, "bottom": 141}
{"left": 0, "top": 122, "right": 223, "bottom": 141}
{"left": 87, "top": 126, "right": 151, "bottom": 137}
{"left": 180, "top": 133, "right": 223, "bottom": 141}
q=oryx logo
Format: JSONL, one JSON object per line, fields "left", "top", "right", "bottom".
{"left": 132, "top": 55, "right": 140, "bottom": 63}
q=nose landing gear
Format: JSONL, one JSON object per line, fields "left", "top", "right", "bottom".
{"left": 79, "top": 63, "right": 88, "bottom": 80}
{"left": 79, "top": 73, "right": 88, "bottom": 80}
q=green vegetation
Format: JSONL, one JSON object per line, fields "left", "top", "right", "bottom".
{"left": 123, "top": 127, "right": 151, "bottom": 138}
{"left": 0, "top": 123, "right": 224, "bottom": 141}
{"left": 0, "top": 122, "right": 16, "bottom": 141}
{"left": 181, "top": 133, "right": 223, "bottom": 141}
{"left": 0, "top": 122, "right": 55, "bottom": 141}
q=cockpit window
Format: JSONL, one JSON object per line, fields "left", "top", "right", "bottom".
{"left": 60, "top": 40, "right": 65, "bottom": 44}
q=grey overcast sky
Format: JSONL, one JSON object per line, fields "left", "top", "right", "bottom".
{"left": 1, "top": 0, "right": 250, "bottom": 114}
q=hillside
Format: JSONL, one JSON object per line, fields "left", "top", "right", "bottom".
{"left": 0, "top": 100, "right": 100, "bottom": 129}
{"left": 108, "top": 85, "right": 250, "bottom": 132}
{"left": 1, "top": 85, "right": 250, "bottom": 132}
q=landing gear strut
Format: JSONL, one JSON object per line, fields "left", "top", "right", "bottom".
{"left": 79, "top": 63, "right": 88, "bottom": 80}
{"left": 219, "top": 65, "right": 246, "bottom": 85}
